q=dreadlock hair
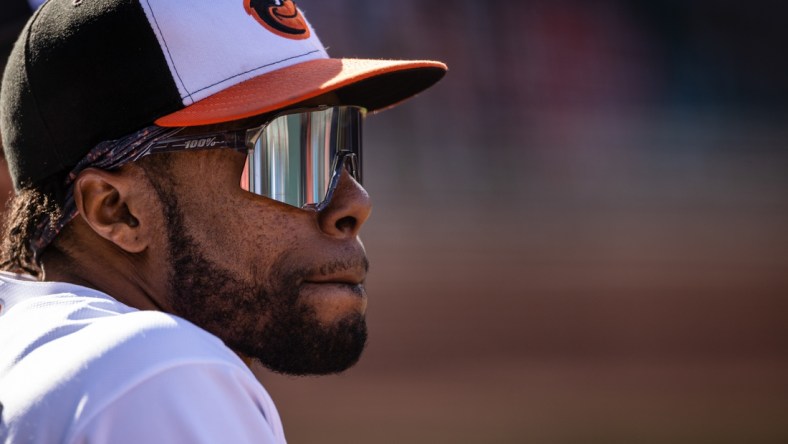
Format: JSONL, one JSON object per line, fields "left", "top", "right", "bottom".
{"left": 0, "top": 171, "right": 69, "bottom": 278}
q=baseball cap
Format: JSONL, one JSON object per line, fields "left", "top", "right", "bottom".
{"left": 1, "top": 0, "right": 447, "bottom": 189}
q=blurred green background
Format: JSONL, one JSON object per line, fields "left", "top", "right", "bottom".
{"left": 256, "top": 1, "right": 788, "bottom": 443}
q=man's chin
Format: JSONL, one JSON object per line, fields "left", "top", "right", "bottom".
{"left": 248, "top": 311, "right": 368, "bottom": 376}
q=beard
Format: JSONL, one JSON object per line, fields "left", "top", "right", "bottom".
{"left": 155, "top": 188, "right": 368, "bottom": 376}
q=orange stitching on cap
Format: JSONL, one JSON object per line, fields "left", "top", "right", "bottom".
{"left": 244, "top": 0, "right": 311, "bottom": 40}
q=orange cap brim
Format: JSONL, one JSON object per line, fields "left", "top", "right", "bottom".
{"left": 155, "top": 58, "right": 447, "bottom": 127}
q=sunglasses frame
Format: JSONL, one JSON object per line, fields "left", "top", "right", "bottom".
{"left": 143, "top": 106, "right": 366, "bottom": 210}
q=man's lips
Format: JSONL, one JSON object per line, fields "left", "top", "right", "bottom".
{"left": 303, "top": 269, "right": 366, "bottom": 286}
{"left": 300, "top": 256, "right": 369, "bottom": 289}
{"left": 299, "top": 263, "right": 369, "bottom": 313}
{"left": 302, "top": 278, "right": 367, "bottom": 300}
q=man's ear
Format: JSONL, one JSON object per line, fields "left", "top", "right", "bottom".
{"left": 72, "top": 167, "right": 150, "bottom": 253}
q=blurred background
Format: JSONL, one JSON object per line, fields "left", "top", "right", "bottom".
{"left": 257, "top": 1, "right": 788, "bottom": 443}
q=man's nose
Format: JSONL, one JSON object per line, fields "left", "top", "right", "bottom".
{"left": 317, "top": 169, "right": 372, "bottom": 239}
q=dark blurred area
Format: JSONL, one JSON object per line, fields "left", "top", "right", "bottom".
{"left": 0, "top": 0, "right": 32, "bottom": 59}
{"left": 257, "top": 1, "right": 788, "bottom": 443}
{"left": 0, "top": 0, "right": 38, "bottom": 217}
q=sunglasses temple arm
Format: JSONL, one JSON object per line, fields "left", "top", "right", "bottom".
{"left": 146, "top": 131, "right": 248, "bottom": 154}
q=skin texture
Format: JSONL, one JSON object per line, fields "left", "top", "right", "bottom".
{"left": 43, "top": 146, "right": 373, "bottom": 375}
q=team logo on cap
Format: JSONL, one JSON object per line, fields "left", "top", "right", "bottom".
{"left": 245, "top": 0, "right": 311, "bottom": 40}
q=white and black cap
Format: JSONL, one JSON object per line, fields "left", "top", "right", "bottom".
{"left": 1, "top": 0, "right": 446, "bottom": 188}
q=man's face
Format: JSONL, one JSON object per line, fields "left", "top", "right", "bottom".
{"left": 145, "top": 148, "right": 371, "bottom": 375}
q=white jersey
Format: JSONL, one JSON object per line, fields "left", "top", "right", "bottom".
{"left": 0, "top": 272, "right": 286, "bottom": 444}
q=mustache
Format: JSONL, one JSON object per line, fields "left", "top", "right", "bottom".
{"left": 265, "top": 249, "right": 369, "bottom": 289}
{"left": 315, "top": 256, "right": 369, "bottom": 278}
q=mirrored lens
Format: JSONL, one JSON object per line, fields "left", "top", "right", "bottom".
{"left": 243, "top": 106, "right": 364, "bottom": 209}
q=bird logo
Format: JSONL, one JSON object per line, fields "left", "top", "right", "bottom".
{"left": 245, "top": 0, "right": 311, "bottom": 40}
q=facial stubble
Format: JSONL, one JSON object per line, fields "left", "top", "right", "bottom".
{"left": 152, "top": 180, "right": 368, "bottom": 376}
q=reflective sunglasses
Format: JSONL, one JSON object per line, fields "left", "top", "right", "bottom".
{"left": 146, "top": 105, "right": 365, "bottom": 210}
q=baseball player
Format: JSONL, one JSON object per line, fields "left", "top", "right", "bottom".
{"left": 0, "top": 0, "right": 445, "bottom": 442}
